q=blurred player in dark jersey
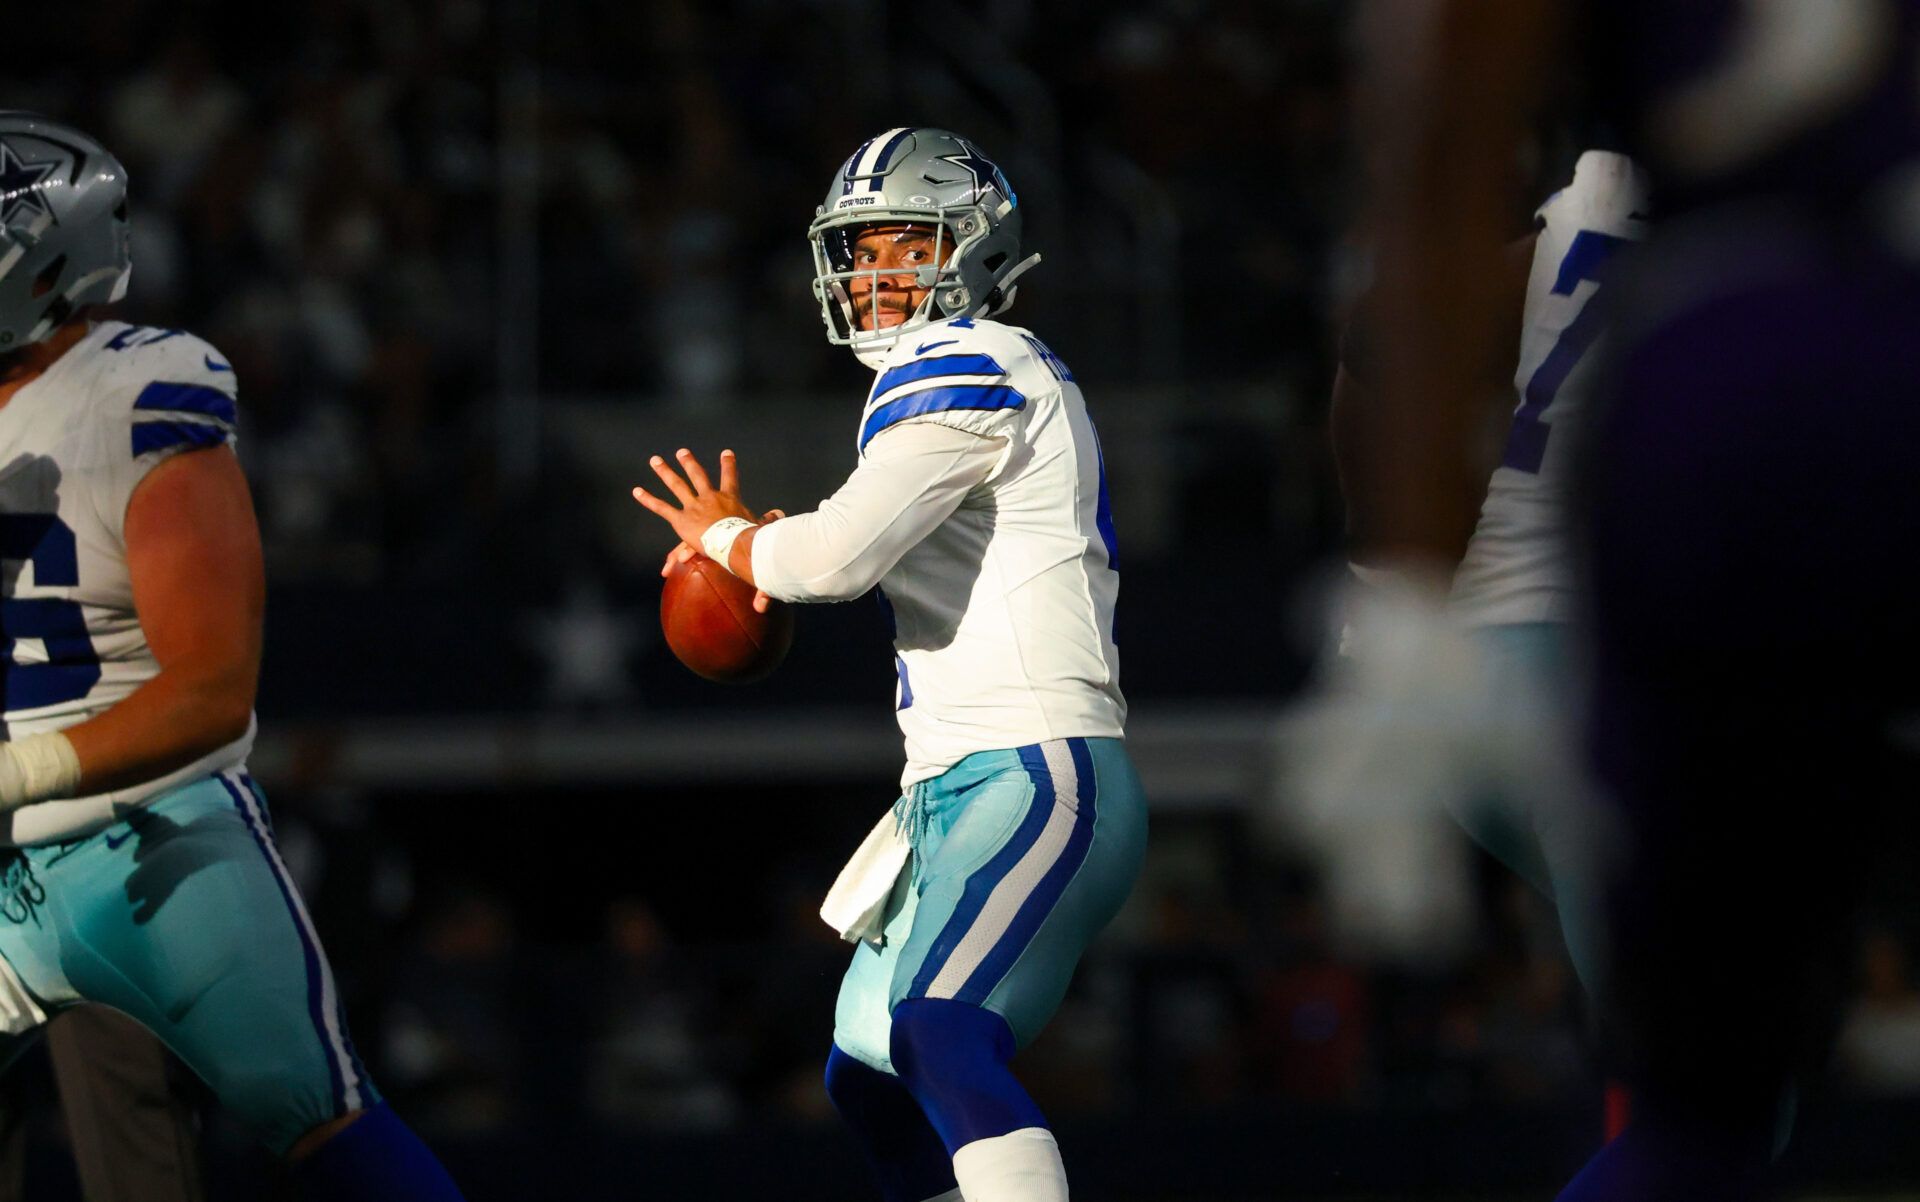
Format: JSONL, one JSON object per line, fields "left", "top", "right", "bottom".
{"left": 1353, "top": 2, "right": 1920, "bottom": 1198}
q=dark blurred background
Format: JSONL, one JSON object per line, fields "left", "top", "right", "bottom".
{"left": 13, "top": 1, "right": 1920, "bottom": 1198}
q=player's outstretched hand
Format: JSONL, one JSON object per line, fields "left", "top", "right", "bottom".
{"left": 633, "top": 447, "right": 758, "bottom": 546}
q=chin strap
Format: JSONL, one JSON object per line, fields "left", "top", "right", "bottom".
{"left": 979, "top": 253, "right": 1042, "bottom": 318}
{"left": 996, "top": 253, "right": 1043, "bottom": 294}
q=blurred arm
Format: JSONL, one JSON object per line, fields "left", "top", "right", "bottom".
{"left": 1359, "top": 0, "right": 1560, "bottom": 575}
{"left": 741, "top": 423, "right": 1005, "bottom": 603}
{"left": 1333, "top": 233, "right": 1539, "bottom": 566}
{"left": 62, "top": 447, "right": 263, "bottom": 793}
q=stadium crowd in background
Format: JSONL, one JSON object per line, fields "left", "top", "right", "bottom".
{"left": 30, "top": 0, "right": 1347, "bottom": 588}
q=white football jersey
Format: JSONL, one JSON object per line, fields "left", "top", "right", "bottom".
{"left": 1451, "top": 150, "right": 1652, "bottom": 626}
{"left": 858, "top": 317, "right": 1125, "bottom": 786}
{"left": 0, "top": 321, "right": 253, "bottom": 845}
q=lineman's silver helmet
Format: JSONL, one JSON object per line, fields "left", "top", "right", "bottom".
{"left": 810, "top": 127, "right": 1040, "bottom": 368}
{"left": 0, "top": 113, "right": 131, "bottom": 351}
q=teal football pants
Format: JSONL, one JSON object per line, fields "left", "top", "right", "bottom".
{"left": 0, "top": 771, "right": 375, "bottom": 1155}
{"left": 834, "top": 736, "right": 1148, "bottom": 1073}
{"left": 1452, "top": 621, "right": 1608, "bottom": 993}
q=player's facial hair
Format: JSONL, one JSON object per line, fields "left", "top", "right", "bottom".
{"left": 859, "top": 292, "right": 918, "bottom": 330}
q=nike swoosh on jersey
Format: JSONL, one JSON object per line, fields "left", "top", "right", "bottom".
{"left": 915, "top": 339, "right": 958, "bottom": 355}
{"left": 103, "top": 828, "right": 136, "bottom": 850}
{"left": 205, "top": 355, "right": 233, "bottom": 372}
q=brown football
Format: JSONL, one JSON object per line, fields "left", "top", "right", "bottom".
{"left": 660, "top": 553, "right": 794, "bottom": 683}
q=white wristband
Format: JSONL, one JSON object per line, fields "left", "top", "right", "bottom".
{"left": 0, "top": 732, "right": 81, "bottom": 812}
{"left": 700, "top": 517, "right": 756, "bottom": 572}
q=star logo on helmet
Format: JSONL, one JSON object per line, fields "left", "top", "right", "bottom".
{"left": 936, "top": 146, "right": 1006, "bottom": 202}
{"left": 0, "top": 140, "right": 58, "bottom": 228}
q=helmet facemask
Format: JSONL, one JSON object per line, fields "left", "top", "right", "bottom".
{"left": 811, "top": 212, "right": 978, "bottom": 367}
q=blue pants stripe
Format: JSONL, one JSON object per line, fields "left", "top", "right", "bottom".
{"left": 217, "top": 772, "right": 357, "bottom": 1114}
{"left": 240, "top": 774, "right": 371, "bottom": 1095}
{"left": 953, "top": 737, "right": 1099, "bottom": 1005}
{"left": 832, "top": 737, "right": 1147, "bottom": 1072}
{"left": 906, "top": 746, "right": 1058, "bottom": 999}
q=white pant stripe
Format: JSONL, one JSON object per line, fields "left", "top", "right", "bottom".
{"left": 925, "top": 739, "right": 1080, "bottom": 1000}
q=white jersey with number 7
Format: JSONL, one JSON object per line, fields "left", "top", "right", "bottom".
{"left": 1451, "top": 150, "right": 1652, "bottom": 627}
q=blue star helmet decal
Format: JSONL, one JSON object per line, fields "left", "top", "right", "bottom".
{"left": 938, "top": 144, "right": 1016, "bottom": 207}
{"left": 0, "top": 139, "right": 58, "bottom": 228}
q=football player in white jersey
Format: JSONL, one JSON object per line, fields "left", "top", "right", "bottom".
{"left": 1321, "top": 149, "right": 1650, "bottom": 1139}
{"left": 1331, "top": 148, "right": 1648, "bottom": 961}
{"left": 635, "top": 127, "right": 1147, "bottom": 1202}
{"left": 1444, "top": 148, "right": 1648, "bottom": 975}
{"left": 0, "top": 113, "right": 463, "bottom": 1200}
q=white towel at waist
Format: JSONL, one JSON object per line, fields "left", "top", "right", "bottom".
{"left": 819, "top": 806, "right": 913, "bottom": 947}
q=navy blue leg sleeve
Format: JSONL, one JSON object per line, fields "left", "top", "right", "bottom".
{"left": 294, "top": 1102, "right": 465, "bottom": 1201}
{"left": 824, "top": 1045, "right": 957, "bottom": 1202}
{"left": 889, "top": 998, "right": 1048, "bottom": 1155}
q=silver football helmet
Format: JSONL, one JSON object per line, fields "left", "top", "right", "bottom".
{"left": 810, "top": 127, "right": 1040, "bottom": 368}
{"left": 0, "top": 113, "right": 131, "bottom": 351}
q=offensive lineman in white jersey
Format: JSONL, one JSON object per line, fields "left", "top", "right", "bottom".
{"left": 635, "top": 127, "right": 1146, "bottom": 1202}
{"left": 1456, "top": 156, "right": 1650, "bottom": 1147}
{"left": 1444, "top": 149, "right": 1650, "bottom": 981}
{"left": 1325, "top": 149, "right": 1651, "bottom": 937}
{"left": 0, "top": 113, "right": 464, "bottom": 1200}
{"left": 1314, "top": 149, "right": 1649, "bottom": 1133}
{"left": 1451, "top": 144, "right": 1651, "bottom": 1145}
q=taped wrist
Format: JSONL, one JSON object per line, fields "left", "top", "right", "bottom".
{"left": 700, "top": 517, "right": 756, "bottom": 572}
{"left": 0, "top": 732, "right": 81, "bottom": 811}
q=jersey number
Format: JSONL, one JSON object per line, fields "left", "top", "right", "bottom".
{"left": 0, "top": 516, "right": 102, "bottom": 710}
{"left": 1020, "top": 334, "right": 1076, "bottom": 384}
{"left": 1501, "top": 229, "right": 1630, "bottom": 474}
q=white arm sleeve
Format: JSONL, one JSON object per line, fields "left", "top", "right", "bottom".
{"left": 750, "top": 422, "right": 1006, "bottom": 603}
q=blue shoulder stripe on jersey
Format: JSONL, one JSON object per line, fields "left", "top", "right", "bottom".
{"left": 860, "top": 384, "right": 1026, "bottom": 450}
{"left": 133, "top": 381, "right": 238, "bottom": 427}
{"left": 871, "top": 353, "right": 1006, "bottom": 400}
{"left": 131, "top": 420, "right": 231, "bottom": 457}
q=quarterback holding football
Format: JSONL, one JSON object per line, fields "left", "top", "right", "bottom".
{"left": 635, "top": 127, "right": 1146, "bottom": 1202}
